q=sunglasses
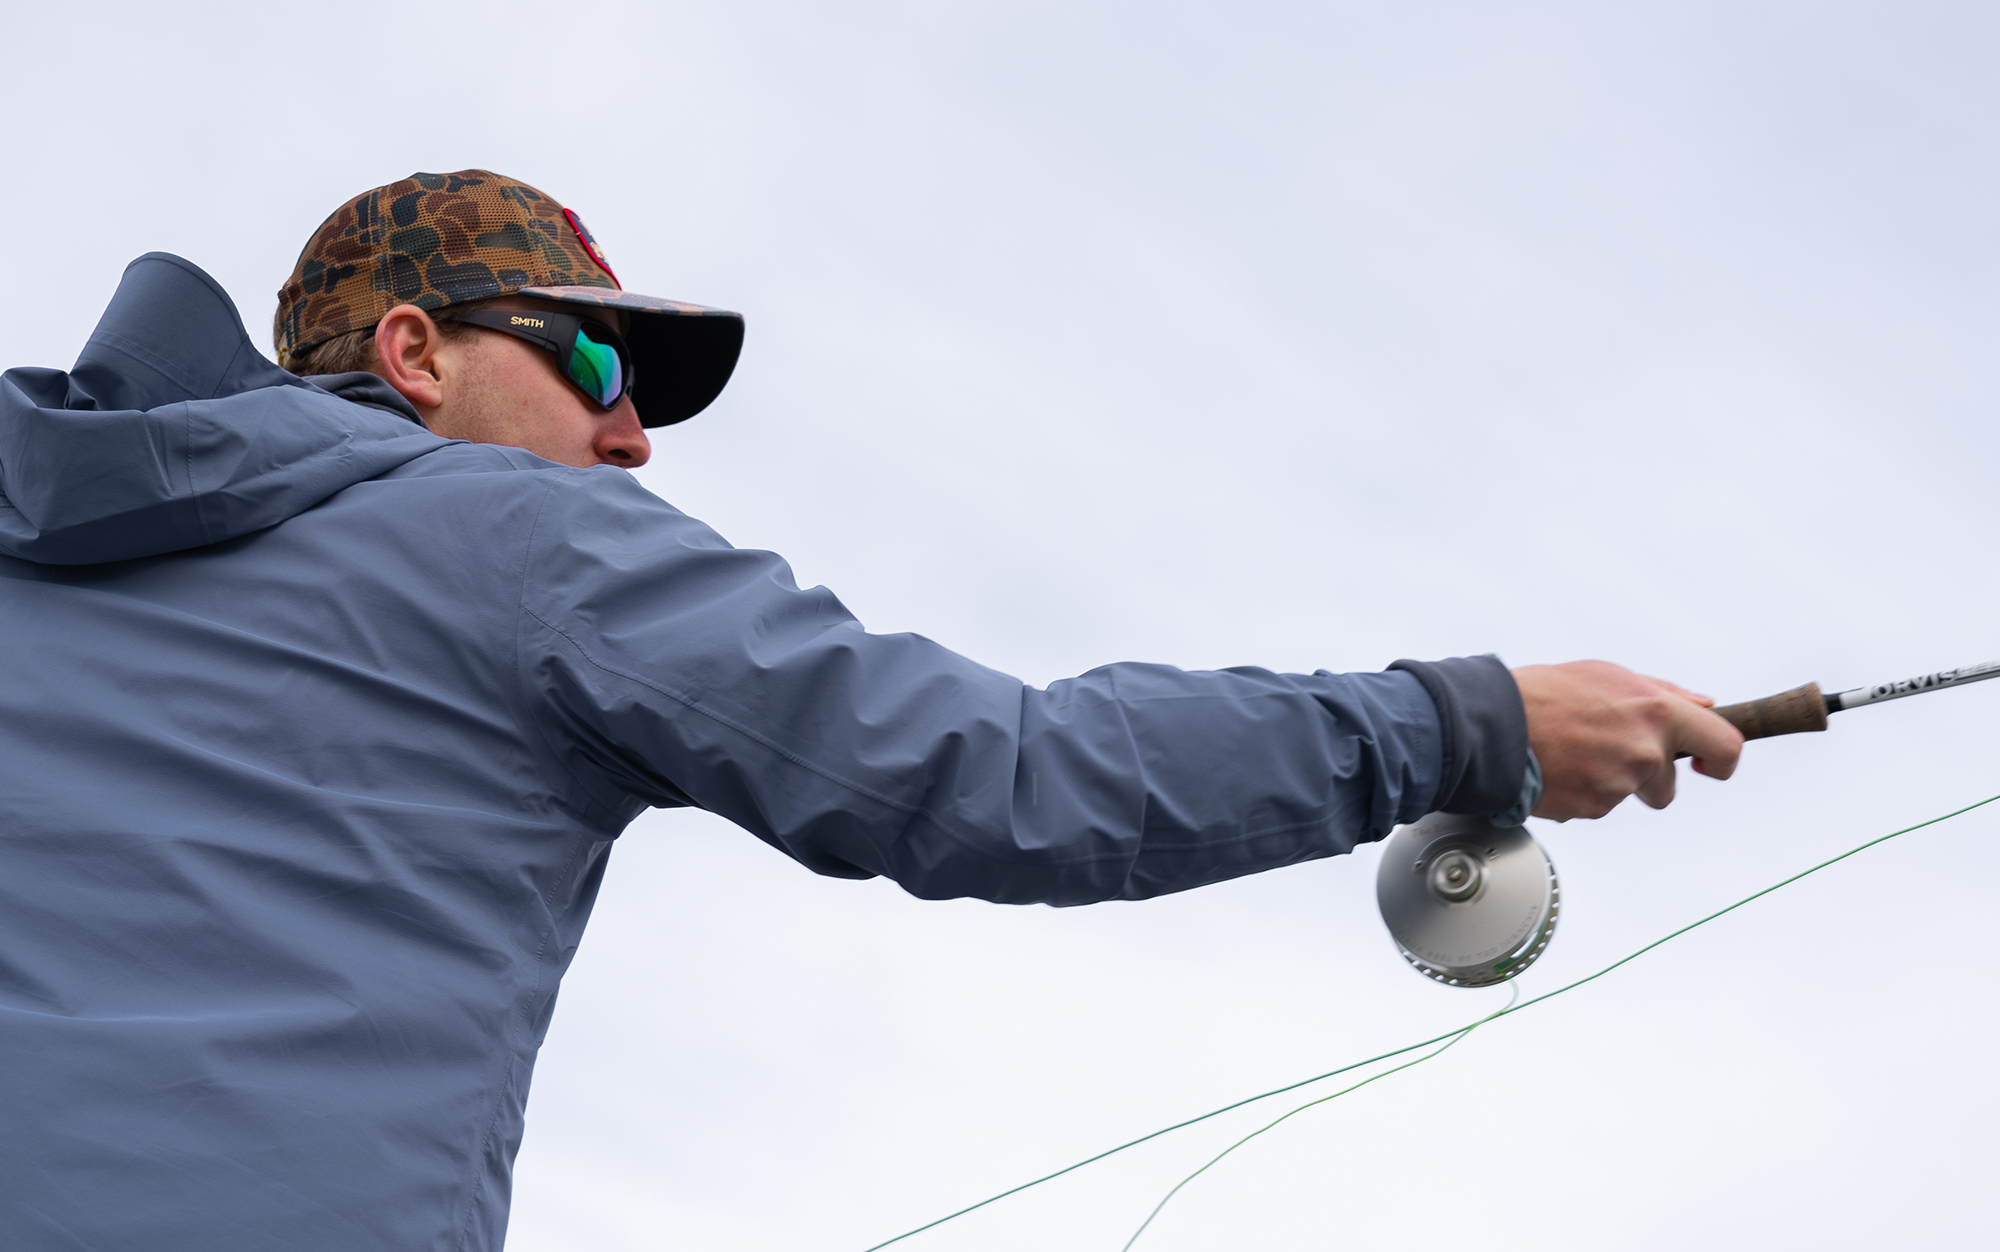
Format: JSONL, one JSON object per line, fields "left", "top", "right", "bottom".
{"left": 445, "top": 309, "right": 636, "bottom": 410}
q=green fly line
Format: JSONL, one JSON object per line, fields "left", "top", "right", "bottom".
{"left": 1118, "top": 982, "right": 1520, "bottom": 1251}
{"left": 861, "top": 792, "right": 2000, "bottom": 1252}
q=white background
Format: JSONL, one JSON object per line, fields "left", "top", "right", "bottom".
{"left": 6, "top": 3, "right": 1999, "bottom": 1248}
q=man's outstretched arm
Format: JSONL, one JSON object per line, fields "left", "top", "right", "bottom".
{"left": 518, "top": 469, "right": 1740, "bottom": 904}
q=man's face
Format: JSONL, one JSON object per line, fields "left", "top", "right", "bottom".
{"left": 376, "top": 296, "right": 651, "bottom": 469}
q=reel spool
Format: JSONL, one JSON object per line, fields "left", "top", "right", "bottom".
{"left": 1375, "top": 813, "right": 1559, "bottom": 987}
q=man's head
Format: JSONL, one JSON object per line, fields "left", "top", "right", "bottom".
{"left": 369, "top": 295, "right": 650, "bottom": 467}
{"left": 274, "top": 170, "right": 743, "bottom": 467}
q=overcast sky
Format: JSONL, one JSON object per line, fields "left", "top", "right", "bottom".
{"left": 7, "top": 3, "right": 2000, "bottom": 1248}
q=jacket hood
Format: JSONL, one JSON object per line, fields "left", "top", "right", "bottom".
{"left": 0, "top": 253, "right": 445, "bottom": 565}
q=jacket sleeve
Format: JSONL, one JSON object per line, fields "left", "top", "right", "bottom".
{"left": 1387, "top": 655, "right": 1530, "bottom": 816}
{"left": 515, "top": 470, "right": 1514, "bottom": 906}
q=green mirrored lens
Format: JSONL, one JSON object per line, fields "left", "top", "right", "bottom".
{"left": 569, "top": 329, "right": 623, "bottom": 407}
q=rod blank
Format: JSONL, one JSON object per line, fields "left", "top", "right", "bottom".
{"left": 1827, "top": 660, "right": 2000, "bottom": 713}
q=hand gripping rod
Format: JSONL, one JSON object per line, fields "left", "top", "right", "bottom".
{"left": 1696, "top": 659, "right": 2000, "bottom": 747}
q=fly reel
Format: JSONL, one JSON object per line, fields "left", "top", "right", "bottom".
{"left": 1375, "top": 812, "right": 1559, "bottom": 987}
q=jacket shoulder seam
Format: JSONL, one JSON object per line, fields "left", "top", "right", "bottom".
{"left": 510, "top": 470, "right": 631, "bottom": 825}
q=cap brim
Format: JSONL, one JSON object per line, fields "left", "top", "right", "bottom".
{"left": 519, "top": 286, "right": 745, "bottom": 428}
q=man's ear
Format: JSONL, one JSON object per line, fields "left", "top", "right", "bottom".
{"left": 373, "top": 304, "right": 451, "bottom": 412}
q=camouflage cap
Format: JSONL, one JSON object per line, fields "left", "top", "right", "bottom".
{"left": 275, "top": 170, "right": 744, "bottom": 427}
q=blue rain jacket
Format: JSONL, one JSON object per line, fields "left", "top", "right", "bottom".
{"left": 0, "top": 254, "right": 1527, "bottom": 1250}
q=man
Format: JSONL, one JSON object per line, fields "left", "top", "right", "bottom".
{"left": 0, "top": 170, "right": 1740, "bottom": 1249}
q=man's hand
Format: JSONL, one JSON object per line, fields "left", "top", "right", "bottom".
{"left": 1513, "top": 660, "right": 1743, "bottom": 820}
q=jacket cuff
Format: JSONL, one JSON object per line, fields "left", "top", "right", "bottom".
{"left": 1490, "top": 747, "right": 1543, "bottom": 827}
{"left": 1387, "top": 655, "right": 1529, "bottom": 817}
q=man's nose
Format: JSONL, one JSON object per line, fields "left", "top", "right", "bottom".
{"left": 594, "top": 399, "right": 651, "bottom": 468}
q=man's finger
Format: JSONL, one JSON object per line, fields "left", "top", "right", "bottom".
{"left": 1646, "top": 676, "right": 1715, "bottom": 708}
{"left": 1667, "top": 699, "right": 1743, "bottom": 780}
{"left": 1636, "top": 758, "right": 1678, "bottom": 809}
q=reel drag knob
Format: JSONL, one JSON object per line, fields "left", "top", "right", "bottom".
{"left": 1375, "top": 812, "right": 1560, "bottom": 987}
{"left": 1428, "top": 849, "right": 1483, "bottom": 901}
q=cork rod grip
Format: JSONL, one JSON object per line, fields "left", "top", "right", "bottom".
{"left": 1711, "top": 681, "right": 1829, "bottom": 742}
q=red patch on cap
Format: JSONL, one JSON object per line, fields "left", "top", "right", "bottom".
{"left": 563, "top": 208, "right": 619, "bottom": 285}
